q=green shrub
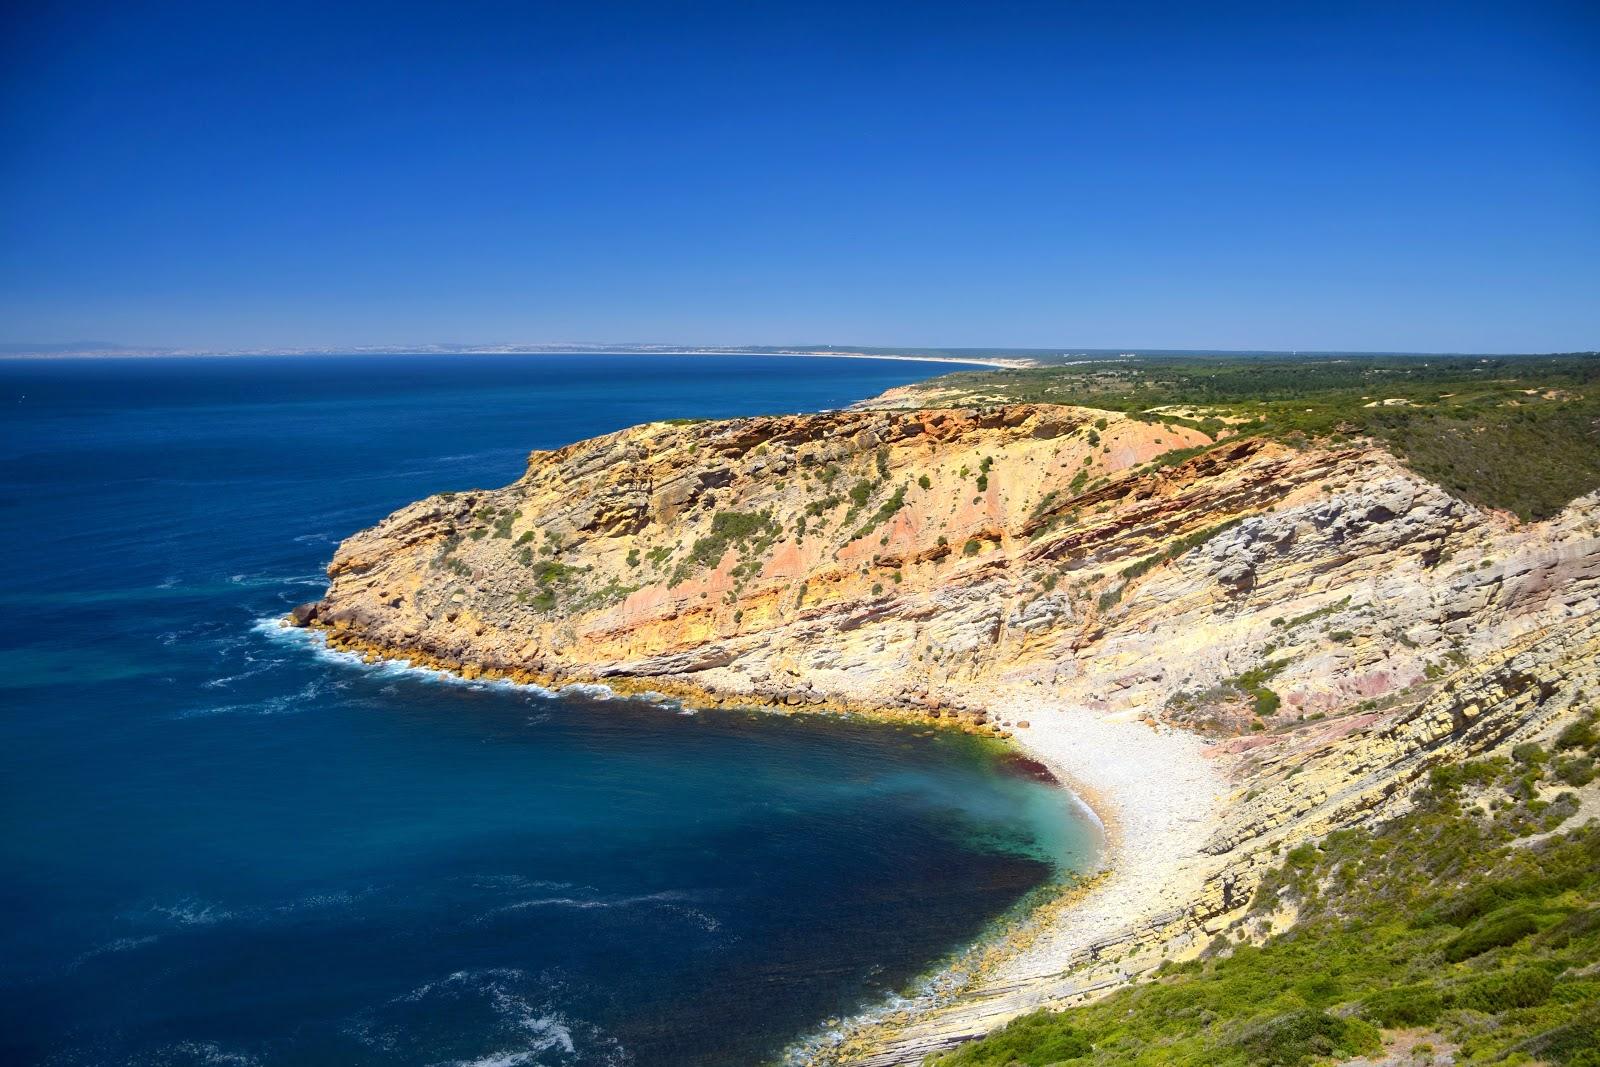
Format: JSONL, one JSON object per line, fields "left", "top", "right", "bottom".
{"left": 851, "top": 485, "right": 909, "bottom": 541}
{"left": 1277, "top": 596, "right": 1351, "bottom": 632}
{"left": 1029, "top": 490, "right": 1060, "bottom": 521}
{"left": 1555, "top": 716, "right": 1598, "bottom": 752}
{"left": 1539, "top": 906, "right": 1600, "bottom": 949}
{"left": 1232, "top": 1009, "right": 1380, "bottom": 1066}
{"left": 1121, "top": 518, "right": 1247, "bottom": 582}
{"left": 963, "top": 538, "right": 982, "bottom": 557}
{"left": 1120, "top": 553, "right": 1160, "bottom": 581}
{"left": 934, "top": 1011, "right": 1091, "bottom": 1066}
{"left": 918, "top": 474, "right": 932, "bottom": 490}
{"left": 1291, "top": 973, "right": 1343, "bottom": 1008}
{"left": 1420, "top": 881, "right": 1517, "bottom": 928}
{"left": 1222, "top": 659, "right": 1289, "bottom": 721}
{"left": 1556, "top": 755, "right": 1596, "bottom": 787}
{"left": 1362, "top": 984, "right": 1444, "bottom": 1027}
{"left": 805, "top": 494, "right": 843, "bottom": 516}
{"left": 1456, "top": 967, "right": 1555, "bottom": 1012}
{"left": 1519, "top": 1016, "right": 1600, "bottom": 1065}
{"left": 1426, "top": 758, "right": 1505, "bottom": 796}
{"left": 1444, "top": 907, "right": 1540, "bottom": 961}
{"left": 1514, "top": 742, "right": 1548, "bottom": 765}
{"left": 670, "top": 510, "right": 781, "bottom": 584}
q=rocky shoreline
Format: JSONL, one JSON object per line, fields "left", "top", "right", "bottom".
{"left": 812, "top": 613, "right": 1600, "bottom": 1063}
{"left": 290, "top": 398, "right": 1600, "bottom": 1064}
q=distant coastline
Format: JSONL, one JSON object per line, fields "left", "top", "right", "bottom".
{"left": 6, "top": 342, "right": 1591, "bottom": 365}
{"left": 0, "top": 344, "right": 1035, "bottom": 370}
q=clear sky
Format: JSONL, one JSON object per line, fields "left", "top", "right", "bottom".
{"left": 2, "top": 0, "right": 1596, "bottom": 352}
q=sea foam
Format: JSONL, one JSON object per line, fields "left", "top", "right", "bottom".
{"left": 252, "top": 616, "right": 682, "bottom": 713}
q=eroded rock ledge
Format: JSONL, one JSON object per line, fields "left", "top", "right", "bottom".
{"left": 292, "top": 403, "right": 1600, "bottom": 1064}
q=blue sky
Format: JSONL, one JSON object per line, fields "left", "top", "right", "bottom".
{"left": 2, "top": 0, "right": 1596, "bottom": 352}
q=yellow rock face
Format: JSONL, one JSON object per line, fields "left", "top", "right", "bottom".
{"left": 304, "top": 403, "right": 1600, "bottom": 730}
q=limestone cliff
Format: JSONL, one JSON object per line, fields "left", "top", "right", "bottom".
{"left": 302, "top": 403, "right": 1598, "bottom": 732}
{"left": 294, "top": 402, "right": 1600, "bottom": 1064}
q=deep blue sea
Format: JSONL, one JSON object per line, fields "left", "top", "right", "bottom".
{"left": 0, "top": 354, "right": 1097, "bottom": 1067}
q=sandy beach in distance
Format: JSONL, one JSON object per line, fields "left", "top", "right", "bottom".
{"left": 2, "top": 346, "right": 1039, "bottom": 371}
{"left": 677, "top": 350, "right": 1038, "bottom": 371}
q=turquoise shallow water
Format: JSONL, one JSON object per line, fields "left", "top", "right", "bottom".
{"left": 0, "top": 354, "right": 1099, "bottom": 1067}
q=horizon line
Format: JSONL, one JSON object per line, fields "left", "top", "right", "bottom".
{"left": 4, "top": 341, "right": 1598, "bottom": 361}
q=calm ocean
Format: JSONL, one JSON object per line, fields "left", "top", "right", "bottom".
{"left": 0, "top": 354, "right": 1097, "bottom": 1067}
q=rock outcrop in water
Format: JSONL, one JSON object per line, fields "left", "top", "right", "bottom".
{"left": 295, "top": 401, "right": 1600, "bottom": 1064}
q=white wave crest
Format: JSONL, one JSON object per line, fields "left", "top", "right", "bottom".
{"left": 254, "top": 616, "right": 682, "bottom": 714}
{"left": 477, "top": 889, "right": 700, "bottom": 925}
{"left": 160, "top": 1041, "right": 261, "bottom": 1066}
{"left": 175, "top": 678, "right": 331, "bottom": 718}
{"left": 202, "top": 664, "right": 272, "bottom": 689}
{"left": 440, "top": 1052, "right": 541, "bottom": 1067}
{"left": 66, "top": 934, "right": 160, "bottom": 972}
{"left": 229, "top": 572, "right": 327, "bottom": 589}
{"left": 145, "top": 897, "right": 235, "bottom": 927}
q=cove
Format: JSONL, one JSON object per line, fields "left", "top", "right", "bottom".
{"left": 0, "top": 354, "right": 1101, "bottom": 1066}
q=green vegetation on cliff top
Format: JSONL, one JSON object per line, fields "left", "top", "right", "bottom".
{"left": 931, "top": 719, "right": 1600, "bottom": 1067}
{"left": 901, "top": 355, "right": 1600, "bottom": 520}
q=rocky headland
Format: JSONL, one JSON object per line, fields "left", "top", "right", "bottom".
{"left": 291, "top": 399, "right": 1600, "bottom": 1064}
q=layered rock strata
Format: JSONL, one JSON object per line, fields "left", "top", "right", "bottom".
{"left": 293, "top": 403, "right": 1600, "bottom": 1064}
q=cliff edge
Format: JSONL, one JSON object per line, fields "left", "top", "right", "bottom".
{"left": 293, "top": 402, "right": 1600, "bottom": 1063}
